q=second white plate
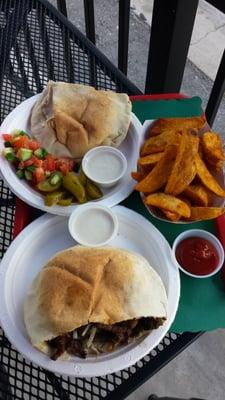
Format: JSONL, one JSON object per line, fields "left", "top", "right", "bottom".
{"left": 0, "top": 205, "right": 180, "bottom": 377}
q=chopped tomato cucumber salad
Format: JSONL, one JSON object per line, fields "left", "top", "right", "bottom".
{"left": 2, "top": 130, "right": 102, "bottom": 207}
{"left": 2, "top": 131, "right": 74, "bottom": 183}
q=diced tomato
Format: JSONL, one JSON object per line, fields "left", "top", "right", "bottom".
{"left": 32, "top": 167, "right": 45, "bottom": 184}
{"left": 23, "top": 158, "right": 34, "bottom": 167}
{"left": 56, "top": 158, "right": 74, "bottom": 175}
{"left": 57, "top": 160, "right": 69, "bottom": 175}
{"left": 23, "top": 156, "right": 43, "bottom": 168}
{"left": 13, "top": 135, "right": 29, "bottom": 149}
{"left": 43, "top": 154, "right": 56, "bottom": 172}
{"left": 28, "top": 140, "right": 40, "bottom": 151}
{"left": 2, "top": 134, "right": 13, "bottom": 142}
{"left": 31, "top": 156, "right": 43, "bottom": 168}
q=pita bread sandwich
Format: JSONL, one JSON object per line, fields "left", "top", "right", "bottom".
{"left": 30, "top": 81, "right": 132, "bottom": 159}
{"left": 24, "top": 246, "right": 167, "bottom": 360}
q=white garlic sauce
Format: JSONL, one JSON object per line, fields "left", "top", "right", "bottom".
{"left": 74, "top": 208, "right": 115, "bottom": 245}
{"left": 86, "top": 152, "right": 124, "bottom": 182}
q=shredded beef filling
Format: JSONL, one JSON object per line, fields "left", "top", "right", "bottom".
{"left": 48, "top": 317, "right": 165, "bottom": 360}
{"left": 48, "top": 334, "right": 86, "bottom": 361}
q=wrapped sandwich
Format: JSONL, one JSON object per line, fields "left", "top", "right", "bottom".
{"left": 24, "top": 246, "right": 167, "bottom": 360}
{"left": 30, "top": 81, "right": 132, "bottom": 159}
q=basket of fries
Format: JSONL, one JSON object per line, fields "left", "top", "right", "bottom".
{"left": 132, "top": 116, "right": 225, "bottom": 223}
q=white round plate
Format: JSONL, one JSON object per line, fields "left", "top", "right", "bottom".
{"left": 0, "top": 205, "right": 180, "bottom": 377}
{"left": 0, "top": 94, "right": 143, "bottom": 216}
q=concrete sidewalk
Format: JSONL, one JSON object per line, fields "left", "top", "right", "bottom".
{"left": 131, "top": 0, "right": 225, "bottom": 81}
{"left": 129, "top": 0, "right": 225, "bottom": 134}
{"left": 127, "top": 329, "right": 225, "bottom": 400}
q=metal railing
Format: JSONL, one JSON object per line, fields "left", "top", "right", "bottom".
{"left": 56, "top": 0, "right": 224, "bottom": 125}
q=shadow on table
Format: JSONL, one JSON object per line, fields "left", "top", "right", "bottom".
{"left": 0, "top": 364, "right": 13, "bottom": 399}
{"left": 148, "top": 395, "right": 206, "bottom": 400}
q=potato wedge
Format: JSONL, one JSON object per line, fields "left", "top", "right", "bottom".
{"left": 135, "top": 145, "right": 177, "bottom": 193}
{"left": 145, "top": 192, "right": 191, "bottom": 218}
{"left": 161, "top": 209, "right": 181, "bottom": 221}
{"left": 165, "top": 130, "right": 199, "bottom": 195}
{"left": 202, "top": 131, "right": 224, "bottom": 160}
{"left": 201, "top": 131, "right": 225, "bottom": 171}
{"left": 148, "top": 117, "right": 205, "bottom": 137}
{"left": 183, "top": 184, "right": 209, "bottom": 206}
{"left": 177, "top": 195, "right": 191, "bottom": 207}
{"left": 189, "top": 206, "right": 225, "bottom": 221}
{"left": 156, "top": 195, "right": 189, "bottom": 221}
{"left": 205, "top": 157, "right": 224, "bottom": 172}
{"left": 140, "top": 130, "right": 180, "bottom": 156}
{"left": 131, "top": 171, "right": 147, "bottom": 182}
{"left": 138, "top": 152, "right": 164, "bottom": 170}
{"left": 135, "top": 116, "right": 225, "bottom": 222}
{"left": 195, "top": 153, "right": 225, "bottom": 197}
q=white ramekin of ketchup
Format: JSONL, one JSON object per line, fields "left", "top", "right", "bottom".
{"left": 172, "top": 229, "right": 224, "bottom": 278}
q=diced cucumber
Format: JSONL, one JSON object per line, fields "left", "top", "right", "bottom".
{"left": 16, "top": 169, "right": 24, "bottom": 179}
{"left": 24, "top": 170, "right": 32, "bottom": 181}
{"left": 18, "top": 148, "right": 33, "bottom": 161}
{"left": 3, "top": 147, "right": 16, "bottom": 162}
{"left": 26, "top": 166, "right": 36, "bottom": 172}
{"left": 12, "top": 129, "right": 29, "bottom": 137}
{"left": 34, "top": 148, "right": 48, "bottom": 159}
{"left": 49, "top": 172, "right": 62, "bottom": 186}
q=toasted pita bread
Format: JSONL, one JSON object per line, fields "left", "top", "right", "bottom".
{"left": 24, "top": 246, "right": 167, "bottom": 353}
{"left": 30, "top": 81, "right": 132, "bottom": 159}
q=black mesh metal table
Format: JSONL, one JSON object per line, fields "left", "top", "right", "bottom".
{"left": 0, "top": 1, "right": 202, "bottom": 398}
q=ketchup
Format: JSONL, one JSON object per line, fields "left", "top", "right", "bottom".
{"left": 175, "top": 237, "right": 219, "bottom": 275}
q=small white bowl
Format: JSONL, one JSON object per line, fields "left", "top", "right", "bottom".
{"left": 82, "top": 146, "right": 127, "bottom": 188}
{"left": 172, "top": 229, "right": 224, "bottom": 278}
{"left": 68, "top": 203, "right": 118, "bottom": 247}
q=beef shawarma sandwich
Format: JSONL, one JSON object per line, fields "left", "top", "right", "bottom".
{"left": 24, "top": 246, "right": 167, "bottom": 360}
{"left": 30, "top": 81, "right": 132, "bottom": 159}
